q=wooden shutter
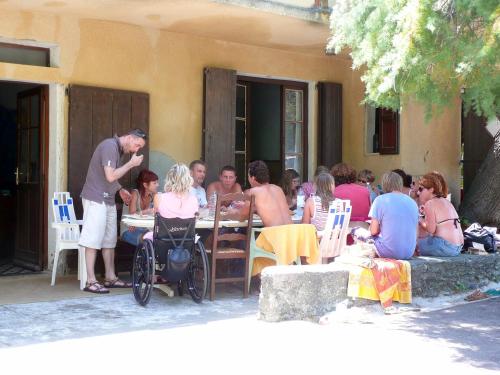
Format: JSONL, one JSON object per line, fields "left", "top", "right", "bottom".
{"left": 317, "top": 82, "right": 342, "bottom": 168}
{"left": 68, "top": 85, "right": 149, "bottom": 218}
{"left": 377, "top": 108, "right": 399, "bottom": 154}
{"left": 203, "top": 67, "right": 236, "bottom": 185}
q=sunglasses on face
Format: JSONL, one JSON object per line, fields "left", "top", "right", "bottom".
{"left": 417, "top": 186, "right": 428, "bottom": 192}
{"left": 129, "top": 129, "right": 147, "bottom": 140}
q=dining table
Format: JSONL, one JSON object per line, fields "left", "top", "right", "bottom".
{"left": 120, "top": 213, "right": 302, "bottom": 230}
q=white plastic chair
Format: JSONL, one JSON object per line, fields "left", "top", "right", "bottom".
{"left": 51, "top": 192, "right": 87, "bottom": 290}
{"left": 318, "top": 199, "right": 352, "bottom": 259}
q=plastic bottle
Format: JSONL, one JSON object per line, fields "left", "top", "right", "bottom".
{"left": 296, "top": 187, "right": 305, "bottom": 217}
{"left": 208, "top": 192, "right": 217, "bottom": 218}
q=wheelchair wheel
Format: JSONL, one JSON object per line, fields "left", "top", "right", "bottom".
{"left": 187, "top": 240, "right": 209, "bottom": 303}
{"left": 132, "top": 239, "right": 155, "bottom": 306}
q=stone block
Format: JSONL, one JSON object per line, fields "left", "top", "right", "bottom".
{"left": 259, "top": 254, "right": 500, "bottom": 322}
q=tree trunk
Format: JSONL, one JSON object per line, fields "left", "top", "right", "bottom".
{"left": 459, "top": 131, "right": 500, "bottom": 227}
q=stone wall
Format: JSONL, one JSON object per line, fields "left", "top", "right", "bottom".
{"left": 258, "top": 254, "right": 500, "bottom": 322}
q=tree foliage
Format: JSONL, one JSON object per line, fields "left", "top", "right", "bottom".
{"left": 327, "top": 0, "right": 499, "bottom": 119}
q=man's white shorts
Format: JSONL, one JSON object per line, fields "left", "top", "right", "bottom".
{"left": 79, "top": 198, "right": 117, "bottom": 250}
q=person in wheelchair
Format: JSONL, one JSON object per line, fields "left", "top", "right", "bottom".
{"left": 134, "top": 163, "right": 209, "bottom": 306}
{"left": 142, "top": 163, "right": 199, "bottom": 273}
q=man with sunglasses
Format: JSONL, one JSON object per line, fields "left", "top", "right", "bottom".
{"left": 79, "top": 128, "right": 146, "bottom": 293}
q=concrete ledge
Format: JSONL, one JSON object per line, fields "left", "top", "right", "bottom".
{"left": 258, "top": 254, "right": 500, "bottom": 322}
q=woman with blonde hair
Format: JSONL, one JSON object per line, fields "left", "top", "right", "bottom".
{"left": 416, "top": 172, "right": 463, "bottom": 256}
{"left": 142, "top": 163, "right": 199, "bottom": 242}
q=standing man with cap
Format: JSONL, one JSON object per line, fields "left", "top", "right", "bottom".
{"left": 79, "top": 128, "right": 146, "bottom": 293}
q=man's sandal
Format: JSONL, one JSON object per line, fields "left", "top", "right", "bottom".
{"left": 103, "top": 277, "right": 132, "bottom": 288}
{"left": 83, "top": 281, "right": 110, "bottom": 294}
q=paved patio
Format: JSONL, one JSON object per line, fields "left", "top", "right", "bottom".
{"left": 0, "top": 291, "right": 499, "bottom": 374}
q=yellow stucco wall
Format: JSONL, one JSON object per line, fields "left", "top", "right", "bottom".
{"left": 0, "top": 8, "right": 461, "bottom": 196}
{"left": 0, "top": 8, "right": 463, "bottom": 271}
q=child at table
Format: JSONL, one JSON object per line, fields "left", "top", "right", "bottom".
{"left": 302, "top": 172, "right": 336, "bottom": 232}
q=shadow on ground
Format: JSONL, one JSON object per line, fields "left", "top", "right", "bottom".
{"left": 393, "top": 297, "right": 500, "bottom": 371}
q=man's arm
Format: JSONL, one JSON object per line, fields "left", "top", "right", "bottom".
{"left": 370, "top": 218, "right": 380, "bottom": 236}
{"left": 206, "top": 182, "right": 217, "bottom": 200}
{"left": 103, "top": 152, "right": 143, "bottom": 183}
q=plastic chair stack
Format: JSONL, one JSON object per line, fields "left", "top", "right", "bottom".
{"left": 51, "top": 192, "right": 86, "bottom": 290}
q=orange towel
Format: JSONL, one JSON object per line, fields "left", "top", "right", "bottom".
{"left": 347, "top": 258, "right": 412, "bottom": 308}
{"left": 253, "top": 224, "right": 319, "bottom": 276}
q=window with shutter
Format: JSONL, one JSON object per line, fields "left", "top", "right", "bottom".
{"left": 365, "top": 105, "right": 399, "bottom": 155}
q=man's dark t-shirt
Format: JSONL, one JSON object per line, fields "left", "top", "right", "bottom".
{"left": 81, "top": 136, "right": 122, "bottom": 205}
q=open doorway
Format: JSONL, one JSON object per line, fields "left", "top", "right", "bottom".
{"left": 0, "top": 81, "right": 48, "bottom": 275}
{"left": 235, "top": 78, "right": 307, "bottom": 187}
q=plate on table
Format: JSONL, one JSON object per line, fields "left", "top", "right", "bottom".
{"left": 122, "top": 214, "right": 153, "bottom": 220}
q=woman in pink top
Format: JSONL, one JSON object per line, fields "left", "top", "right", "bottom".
{"left": 143, "top": 163, "right": 199, "bottom": 241}
{"left": 331, "top": 163, "right": 370, "bottom": 221}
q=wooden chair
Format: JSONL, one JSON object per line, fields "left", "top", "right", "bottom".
{"left": 51, "top": 192, "right": 86, "bottom": 290}
{"left": 318, "top": 199, "right": 352, "bottom": 259}
{"left": 207, "top": 192, "right": 254, "bottom": 300}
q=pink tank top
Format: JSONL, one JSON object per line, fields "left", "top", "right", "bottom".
{"left": 156, "top": 192, "right": 199, "bottom": 219}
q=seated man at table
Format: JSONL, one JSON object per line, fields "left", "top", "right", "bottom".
{"left": 189, "top": 159, "right": 208, "bottom": 208}
{"left": 226, "top": 160, "right": 291, "bottom": 227}
{"left": 351, "top": 171, "right": 418, "bottom": 260}
{"left": 206, "top": 165, "right": 242, "bottom": 204}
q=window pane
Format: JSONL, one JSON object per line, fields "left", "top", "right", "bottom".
{"left": 285, "top": 154, "right": 302, "bottom": 177}
{"left": 235, "top": 153, "right": 246, "bottom": 187}
{"left": 0, "top": 44, "right": 49, "bottom": 67}
{"left": 285, "top": 89, "right": 302, "bottom": 121}
{"left": 285, "top": 122, "right": 302, "bottom": 153}
{"left": 236, "top": 85, "right": 246, "bottom": 119}
{"left": 235, "top": 119, "right": 246, "bottom": 152}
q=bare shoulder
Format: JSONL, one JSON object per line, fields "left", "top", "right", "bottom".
{"left": 269, "top": 184, "right": 285, "bottom": 195}
{"left": 207, "top": 181, "right": 218, "bottom": 189}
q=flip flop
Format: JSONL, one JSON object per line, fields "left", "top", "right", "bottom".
{"left": 103, "top": 277, "right": 132, "bottom": 288}
{"left": 83, "top": 281, "right": 110, "bottom": 294}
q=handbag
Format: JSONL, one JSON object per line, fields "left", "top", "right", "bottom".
{"left": 463, "top": 223, "right": 496, "bottom": 253}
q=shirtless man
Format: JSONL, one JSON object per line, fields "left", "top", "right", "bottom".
{"left": 227, "top": 160, "right": 292, "bottom": 227}
{"left": 206, "top": 165, "right": 242, "bottom": 198}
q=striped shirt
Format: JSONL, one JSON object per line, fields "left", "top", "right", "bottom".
{"left": 311, "top": 195, "right": 330, "bottom": 231}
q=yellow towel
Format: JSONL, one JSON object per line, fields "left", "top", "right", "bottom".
{"left": 253, "top": 224, "right": 319, "bottom": 276}
{"left": 347, "top": 258, "right": 412, "bottom": 308}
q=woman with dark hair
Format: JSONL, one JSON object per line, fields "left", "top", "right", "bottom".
{"left": 392, "top": 169, "right": 412, "bottom": 196}
{"left": 357, "top": 169, "right": 378, "bottom": 203}
{"left": 280, "top": 168, "right": 301, "bottom": 210}
{"left": 417, "top": 172, "right": 463, "bottom": 256}
{"left": 121, "top": 169, "right": 159, "bottom": 246}
{"left": 331, "top": 163, "right": 371, "bottom": 221}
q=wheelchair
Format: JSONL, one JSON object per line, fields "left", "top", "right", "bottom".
{"left": 132, "top": 214, "right": 210, "bottom": 306}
